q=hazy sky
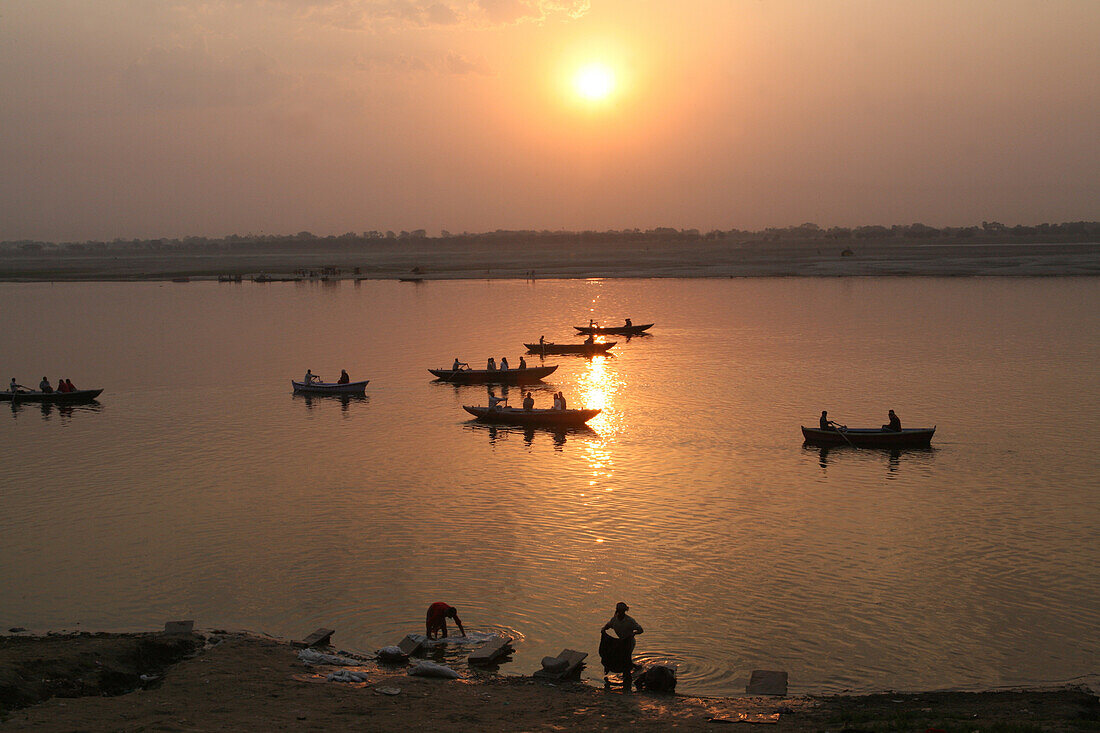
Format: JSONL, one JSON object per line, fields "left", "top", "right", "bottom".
{"left": 2, "top": 0, "right": 1098, "bottom": 241}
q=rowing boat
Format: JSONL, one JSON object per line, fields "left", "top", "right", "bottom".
{"left": 1, "top": 389, "right": 103, "bottom": 403}
{"left": 291, "top": 380, "right": 369, "bottom": 395}
{"left": 800, "top": 426, "right": 936, "bottom": 448}
{"left": 523, "top": 341, "right": 616, "bottom": 355}
{"left": 573, "top": 323, "right": 653, "bottom": 336}
{"left": 463, "top": 405, "right": 601, "bottom": 427}
{"left": 429, "top": 365, "right": 558, "bottom": 384}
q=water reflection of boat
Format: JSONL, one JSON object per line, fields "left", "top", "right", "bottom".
{"left": 291, "top": 380, "right": 369, "bottom": 395}
{"left": 468, "top": 422, "right": 597, "bottom": 447}
{"left": 463, "top": 405, "right": 600, "bottom": 427}
{"left": 429, "top": 365, "right": 557, "bottom": 384}
{"left": 1, "top": 389, "right": 103, "bottom": 403}
{"left": 573, "top": 323, "right": 653, "bottom": 336}
{"left": 524, "top": 341, "right": 615, "bottom": 355}
{"left": 801, "top": 426, "right": 935, "bottom": 448}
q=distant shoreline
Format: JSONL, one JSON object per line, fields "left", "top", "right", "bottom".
{"left": 2, "top": 239, "right": 1099, "bottom": 281}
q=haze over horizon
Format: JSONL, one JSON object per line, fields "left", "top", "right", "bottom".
{"left": 2, "top": 0, "right": 1098, "bottom": 242}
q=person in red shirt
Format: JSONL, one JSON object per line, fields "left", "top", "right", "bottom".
{"left": 425, "top": 602, "right": 466, "bottom": 639}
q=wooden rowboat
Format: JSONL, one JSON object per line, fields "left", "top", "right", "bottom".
{"left": 800, "top": 426, "right": 936, "bottom": 448}
{"left": 291, "top": 380, "right": 369, "bottom": 395}
{"left": 573, "top": 323, "right": 653, "bottom": 336}
{"left": 1, "top": 389, "right": 103, "bottom": 403}
{"left": 463, "top": 405, "right": 600, "bottom": 427}
{"left": 429, "top": 365, "right": 558, "bottom": 384}
{"left": 523, "top": 341, "right": 615, "bottom": 355}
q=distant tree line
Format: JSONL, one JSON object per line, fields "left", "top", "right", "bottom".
{"left": 3, "top": 221, "right": 1098, "bottom": 254}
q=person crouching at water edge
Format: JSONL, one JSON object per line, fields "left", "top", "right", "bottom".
{"left": 600, "top": 601, "right": 643, "bottom": 690}
{"left": 426, "top": 602, "right": 466, "bottom": 639}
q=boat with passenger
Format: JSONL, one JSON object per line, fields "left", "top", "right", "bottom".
{"left": 800, "top": 425, "right": 936, "bottom": 448}
{"left": 573, "top": 322, "right": 653, "bottom": 336}
{"left": 1, "top": 388, "right": 103, "bottom": 403}
{"left": 463, "top": 405, "right": 601, "bottom": 427}
{"left": 291, "top": 380, "right": 369, "bottom": 395}
{"left": 524, "top": 341, "right": 615, "bottom": 355}
{"left": 429, "top": 365, "right": 557, "bottom": 384}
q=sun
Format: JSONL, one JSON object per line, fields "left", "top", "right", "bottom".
{"left": 573, "top": 64, "right": 615, "bottom": 101}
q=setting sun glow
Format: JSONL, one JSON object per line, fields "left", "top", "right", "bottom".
{"left": 574, "top": 64, "right": 615, "bottom": 101}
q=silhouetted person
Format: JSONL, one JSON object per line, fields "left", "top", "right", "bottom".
{"left": 500, "top": 357, "right": 509, "bottom": 370}
{"left": 10, "top": 377, "right": 27, "bottom": 393}
{"left": 452, "top": 358, "right": 469, "bottom": 371}
{"left": 820, "top": 410, "right": 842, "bottom": 431}
{"left": 558, "top": 392, "right": 567, "bottom": 410}
{"left": 487, "top": 357, "right": 496, "bottom": 371}
{"left": 518, "top": 356, "right": 526, "bottom": 369}
{"left": 883, "top": 409, "right": 902, "bottom": 432}
{"left": 56, "top": 378, "right": 70, "bottom": 394}
{"left": 38, "top": 377, "right": 53, "bottom": 393}
{"left": 585, "top": 333, "right": 595, "bottom": 345}
{"left": 600, "top": 602, "right": 643, "bottom": 690}
{"left": 303, "top": 369, "right": 319, "bottom": 384}
{"left": 64, "top": 379, "right": 76, "bottom": 392}
{"left": 425, "top": 602, "right": 466, "bottom": 639}
{"left": 337, "top": 369, "right": 350, "bottom": 384}
{"left": 625, "top": 318, "right": 632, "bottom": 327}
{"left": 522, "top": 392, "right": 534, "bottom": 410}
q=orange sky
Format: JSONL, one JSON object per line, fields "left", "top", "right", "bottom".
{"left": 1, "top": 0, "right": 1097, "bottom": 241}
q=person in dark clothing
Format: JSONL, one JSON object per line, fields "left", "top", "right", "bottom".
{"left": 600, "top": 602, "right": 643, "bottom": 690}
{"left": 522, "top": 392, "right": 534, "bottom": 410}
{"left": 819, "top": 410, "right": 843, "bottom": 431}
{"left": 883, "top": 409, "right": 902, "bottom": 431}
{"left": 337, "top": 369, "right": 350, "bottom": 384}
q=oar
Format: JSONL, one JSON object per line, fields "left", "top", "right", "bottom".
{"left": 834, "top": 422, "right": 857, "bottom": 448}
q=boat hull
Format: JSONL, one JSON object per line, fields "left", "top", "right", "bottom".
{"left": 292, "top": 380, "right": 369, "bottom": 395}
{"left": 1, "top": 389, "right": 103, "bottom": 403}
{"left": 523, "top": 342, "right": 615, "bottom": 355}
{"left": 801, "top": 426, "right": 936, "bottom": 448}
{"left": 429, "top": 365, "right": 558, "bottom": 384}
{"left": 573, "top": 323, "right": 653, "bottom": 336}
{"left": 463, "top": 405, "right": 600, "bottom": 427}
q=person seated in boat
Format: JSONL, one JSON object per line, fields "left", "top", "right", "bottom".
{"left": 552, "top": 392, "right": 561, "bottom": 410}
{"left": 64, "top": 379, "right": 76, "bottom": 392}
{"left": 337, "top": 369, "right": 350, "bottom": 384}
{"left": 522, "top": 391, "right": 534, "bottom": 410}
{"left": 625, "top": 318, "right": 632, "bottom": 327}
{"left": 518, "top": 356, "right": 527, "bottom": 369}
{"left": 56, "top": 378, "right": 71, "bottom": 394}
{"left": 303, "top": 369, "right": 320, "bottom": 385}
{"left": 9, "top": 377, "right": 27, "bottom": 394}
{"left": 425, "top": 602, "right": 466, "bottom": 639}
{"left": 451, "top": 358, "right": 469, "bottom": 371}
{"left": 539, "top": 335, "right": 545, "bottom": 346}
{"left": 500, "top": 357, "right": 509, "bottom": 370}
{"left": 558, "top": 392, "right": 567, "bottom": 410}
{"left": 882, "top": 409, "right": 902, "bottom": 432}
{"left": 38, "top": 377, "right": 53, "bottom": 393}
{"left": 488, "top": 393, "right": 507, "bottom": 411}
{"left": 487, "top": 357, "right": 496, "bottom": 371}
{"left": 819, "top": 410, "right": 843, "bottom": 431}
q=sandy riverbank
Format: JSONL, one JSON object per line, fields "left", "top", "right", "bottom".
{"left": 2, "top": 239, "right": 1099, "bottom": 281}
{"left": 1, "top": 630, "right": 1097, "bottom": 731}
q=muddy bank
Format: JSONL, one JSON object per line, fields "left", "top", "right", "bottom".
{"left": 1, "top": 631, "right": 1097, "bottom": 731}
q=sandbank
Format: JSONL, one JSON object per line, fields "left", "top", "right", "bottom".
{"left": 2, "top": 630, "right": 1097, "bottom": 731}
{"left": 2, "top": 239, "right": 1099, "bottom": 281}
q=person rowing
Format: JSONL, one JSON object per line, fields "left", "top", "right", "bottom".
{"left": 819, "top": 410, "right": 845, "bottom": 431}
{"left": 9, "top": 377, "right": 27, "bottom": 394}
{"left": 451, "top": 358, "right": 470, "bottom": 371}
{"left": 303, "top": 369, "right": 321, "bottom": 385}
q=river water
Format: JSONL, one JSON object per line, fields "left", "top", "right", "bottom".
{"left": 2, "top": 277, "right": 1098, "bottom": 695}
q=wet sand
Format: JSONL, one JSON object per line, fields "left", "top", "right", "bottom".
{"left": 2, "top": 239, "right": 1099, "bottom": 280}
{"left": 2, "top": 631, "right": 1097, "bottom": 731}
